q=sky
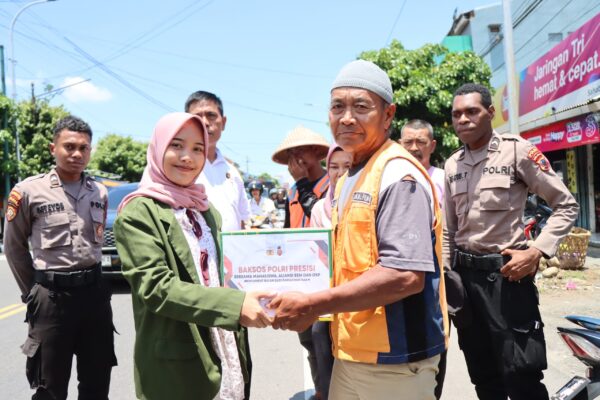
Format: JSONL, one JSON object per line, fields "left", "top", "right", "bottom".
{"left": 0, "top": 0, "right": 498, "bottom": 184}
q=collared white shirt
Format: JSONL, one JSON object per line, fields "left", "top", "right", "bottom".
{"left": 196, "top": 148, "right": 250, "bottom": 232}
{"left": 427, "top": 166, "right": 445, "bottom": 208}
{"left": 249, "top": 196, "right": 276, "bottom": 217}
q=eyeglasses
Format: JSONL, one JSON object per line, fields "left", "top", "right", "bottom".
{"left": 186, "top": 209, "right": 210, "bottom": 286}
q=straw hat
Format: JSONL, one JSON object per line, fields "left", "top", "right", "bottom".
{"left": 272, "top": 125, "right": 330, "bottom": 165}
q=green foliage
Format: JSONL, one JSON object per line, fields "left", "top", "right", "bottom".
{"left": 0, "top": 95, "right": 68, "bottom": 180}
{"left": 359, "top": 41, "right": 493, "bottom": 166}
{"left": 255, "top": 172, "right": 280, "bottom": 187}
{"left": 89, "top": 134, "right": 147, "bottom": 182}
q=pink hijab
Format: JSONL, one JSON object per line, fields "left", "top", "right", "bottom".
{"left": 324, "top": 145, "right": 344, "bottom": 220}
{"left": 118, "top": 112, "right": 210, "bottom": 213}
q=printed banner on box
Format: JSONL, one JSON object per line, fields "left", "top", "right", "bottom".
{"left": 220, "top": 229, "right": 332, "bottom": 294}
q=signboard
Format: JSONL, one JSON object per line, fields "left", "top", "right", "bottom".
{"left": 521, "top": 112, "right": 600, "bottom": 152}
{"left": 220, "top": 228, "right": 332, "bottom": 294}
{"left": 493, "top": 12, "right": 600, "bottom": 129}
{"left": 519, "top": 12, "right": 600, "bottom": 121}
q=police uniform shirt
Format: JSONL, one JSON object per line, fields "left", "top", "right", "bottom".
{"left": 3, "top": 169, "right": 108, "bottom": 295}
{"left": 442, "top": 131, "right": 579, "bottom": 268}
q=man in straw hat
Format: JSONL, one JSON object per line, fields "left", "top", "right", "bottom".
{"left": 269, "top": 60, "right": 448, "bottom": 400}
{"left": 272, "top": 125, "right": 330, "bottom": 229}
{"left": 272, "top": 125, "right": 330, "bottom": 399}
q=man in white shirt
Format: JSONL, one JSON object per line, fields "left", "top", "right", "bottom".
{"left": 399, "top": 119, "right": 445, "bottom": 207}
{"left": 185, "top": 91, "right": 250, "bottom": 231}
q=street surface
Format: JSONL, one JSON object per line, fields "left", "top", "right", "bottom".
{"left": 0, "top": 254, "right": 598, "bottom": 399}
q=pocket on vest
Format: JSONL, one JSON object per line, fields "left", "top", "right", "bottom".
{"left": 341, "top": 220, "right": 373, "bottom": 273}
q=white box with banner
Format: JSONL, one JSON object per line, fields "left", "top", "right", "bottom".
{"left": 220, "top": 228, "right": 332, "bottom": 294}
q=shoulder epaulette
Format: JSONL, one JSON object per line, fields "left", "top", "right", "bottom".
{"left": 500, "top": 134, "right": 520, "bottom": 141}
{"left": 20, "top": 173, "right": 47, "bottom": 184}
{"left": 448, "top": 146, "right": 465, "bottom": 158}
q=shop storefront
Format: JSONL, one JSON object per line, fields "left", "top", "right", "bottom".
{"left": 492, "top": 11, "right": 600, "bottom": 233}
{"left": 521, "top": 111, "right": 600, "bottom": 232}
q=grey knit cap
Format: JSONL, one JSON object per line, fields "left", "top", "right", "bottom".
{"left": 331, "top": 60, "right": 393, "bottom": 104}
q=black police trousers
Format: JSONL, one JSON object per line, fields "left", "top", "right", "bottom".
{"left": 22, "top": 281, "right": 117, "bottom": 400}
{"left": 456, "top": 266, "right": 549, "bottom": 400}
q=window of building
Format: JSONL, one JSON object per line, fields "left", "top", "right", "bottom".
{"left": 548, "top": 32, "right": 563, "bottom": 43}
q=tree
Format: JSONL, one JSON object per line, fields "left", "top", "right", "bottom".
{"left": 89, "top": 134, "right": 147, "bottom": 182}
{"left": 359, "top": 41, "right": 492, "bottom": 165}
{"left": 256, "top": 172, "right": 280, "bottom": 187}
{"left": 0, "top": 95, "right": 69, "bottom": 180}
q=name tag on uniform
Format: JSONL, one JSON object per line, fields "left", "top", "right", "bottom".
{"left": 352, "top": 192, "right": 372, "bottom": 205}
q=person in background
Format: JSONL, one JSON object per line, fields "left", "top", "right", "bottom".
{"left": 309, "top": 144, "right": 352, "bottom": 400}
{"left": 114, "top": 112, "right": 273, "bottom": 400}
{"left": 400, "top": 119, "right": 445, "bottom": 207}
{"left": 248, "top": 180, "right": 275, "bottom": 217}
{"left": 269, "top": 188, "right": 279, "bottom": 202}
{"left": 274, "top": 188, "right": 287, "bottom": 210}
{"left": 4, "top": 115, "right": 116, "bottom": 400}
{"left": 272, "top": 125, "right": 330, "bottom": 399}
{"left": 399, "top": 118, "right": 447, "bottom": 400}
{"left": 185, "top": 91, "right": 250, "bottom": 231}
{"left": 248, "top": 180, "right": 276, "bottom": 227}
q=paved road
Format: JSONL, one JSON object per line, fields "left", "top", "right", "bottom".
{"left": 0, "top": 255, "right": 594, "bottom": 399}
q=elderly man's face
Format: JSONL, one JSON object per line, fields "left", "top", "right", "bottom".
{"left": 400, "top": 127, "right": 436, "bottom": 168}
{"left": 329, "top": 88, "right": 395, "bottom": 165}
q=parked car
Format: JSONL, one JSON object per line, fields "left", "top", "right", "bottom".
{"left": 101, "top": 182, "right": 139, "bottom": 277}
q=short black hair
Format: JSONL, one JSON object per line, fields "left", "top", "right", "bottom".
{"left": 184, "top": 91, "right": 224, "bottom": 116}
{"left": 453, "top": 83, "right": 492, "bottom": 108}
{"left": 53, "top": 115, "right": 93, "bottom": 142}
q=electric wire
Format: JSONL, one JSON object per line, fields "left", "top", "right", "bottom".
{"left": 385, "top": 0, "right": 408, "bottom": 46}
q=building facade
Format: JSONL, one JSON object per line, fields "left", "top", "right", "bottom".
{"left": 447, "top": 0, "right": 600, "bottom": 234}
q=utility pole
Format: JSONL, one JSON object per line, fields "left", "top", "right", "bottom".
{"left": 502, "top": 0, "right": 520, "bottom": 135}
{"left": 10, "top": 0, "right": 58, "bottom": 181}
{"left": 1, "top": 45, "right": 10, "bottom": 229}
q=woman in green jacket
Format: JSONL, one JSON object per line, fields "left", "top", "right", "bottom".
{"left": 114, "top": 112, "right": 272, "bottom": 400}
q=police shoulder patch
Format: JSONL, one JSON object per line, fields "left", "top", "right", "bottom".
{"left": 527, "top": 147, "right": 550, "bottom": 172}
{"left": 6, "top": 188, "right": 23, "bottom": 221}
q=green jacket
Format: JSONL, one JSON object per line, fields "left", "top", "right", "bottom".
{"left": 114, "top": 197, "right": 250, "bottom": 400}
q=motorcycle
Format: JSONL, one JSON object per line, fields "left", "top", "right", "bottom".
{"left": 551, "top": 315, "right": 600, "bottom": 399}
{"left": 524, "top": 194, "right": 553, "bottom": 240}
{"left": 249, "top": 209, "right": 285, "bottom": 229}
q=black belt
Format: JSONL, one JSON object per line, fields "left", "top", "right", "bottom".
{"left": 454, "top": 249, "right": 511, "bottom": 272}
{"left": 34, "top": 264, "right": 101, "bottom": 289}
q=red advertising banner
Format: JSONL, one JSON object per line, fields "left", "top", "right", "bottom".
{"left": 521, "top": 112, "right": 600, "bottom": 152}
{"left": 519, "top": 12, "right": 600, "bottom": 117}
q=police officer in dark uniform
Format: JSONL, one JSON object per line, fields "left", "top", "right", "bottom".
{"left": 443, "top": 84, "right": 579, "bottom": 400}
{"left": 4, "top": 116, "right": 116, "bottom": 400}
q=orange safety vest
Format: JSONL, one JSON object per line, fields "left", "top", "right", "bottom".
{"left": 288, "top": 174, "right": 329, "bottom": 228}
{"left": 331, "top": 139, "right": 448, "bottom": 364}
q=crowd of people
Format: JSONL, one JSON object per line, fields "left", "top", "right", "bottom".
{"left": 3, "top": 58, "right": 579, "bottom": 400}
